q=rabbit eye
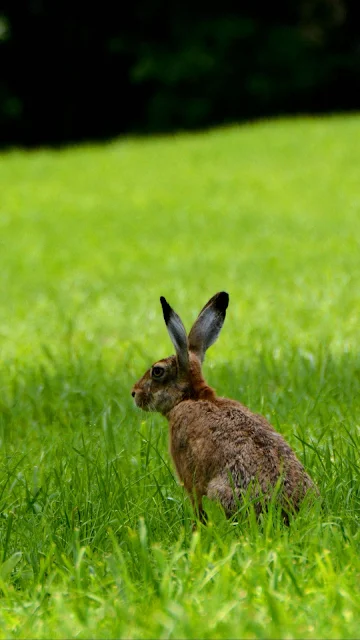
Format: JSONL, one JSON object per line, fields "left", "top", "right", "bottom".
{"left": 152, "top": 366, "right": 165, "bottom": 379}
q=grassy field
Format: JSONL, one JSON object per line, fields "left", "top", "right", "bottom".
{"left": 0, "top": 115, "right": 360, "bottom": 638}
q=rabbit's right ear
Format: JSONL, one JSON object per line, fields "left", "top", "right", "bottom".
{"left": 160, "top": 297, "right": 189, "bottom": 371}
{"left": 188, "top": 291, "right": 229, "bottom": 363}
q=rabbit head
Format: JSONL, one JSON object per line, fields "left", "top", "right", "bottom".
{"left": 131, "top": 292, "right": 229, "bottom": 415}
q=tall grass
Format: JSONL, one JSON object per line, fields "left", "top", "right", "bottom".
{"left": 0, "top": 115, "right": 360, "bottom": 638}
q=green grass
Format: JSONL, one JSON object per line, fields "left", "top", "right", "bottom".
{"left": 1, "top": 114, "right": 360, "bottom": 638}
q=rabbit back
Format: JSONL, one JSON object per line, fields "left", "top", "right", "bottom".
{"left": 169, "top": 397, "right": 315, "bottom": 515}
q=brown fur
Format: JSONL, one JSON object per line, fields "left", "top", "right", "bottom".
{"left": 132, "top": 293, "right": 318, "bottom": 521}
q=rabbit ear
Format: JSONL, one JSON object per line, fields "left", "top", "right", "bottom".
{"left": 160, "top": 296, "right": 189, "bottom": 371}
{"left": 188, "top": 291, "right": 229, "bottom": 363}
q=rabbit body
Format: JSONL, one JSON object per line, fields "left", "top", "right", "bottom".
{"left": 132, "top": 292, "right": 317, "bottom": 520}
{"left": 169, "top": 396, "right": 314, "bottom": 517}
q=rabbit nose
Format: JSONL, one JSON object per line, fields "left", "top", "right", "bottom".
{"left": 131, "top": 391, "right": 136, "bottom": 398}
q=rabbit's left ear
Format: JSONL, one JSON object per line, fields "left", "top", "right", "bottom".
{"left": 188, "top": 291, "right": 229, "bottom": 363}
{"left": 160, "top": 297, "right": 189, "bottom": 371}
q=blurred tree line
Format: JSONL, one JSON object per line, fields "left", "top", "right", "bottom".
{"left": 1, "top": 0, "right": 359, "bottom": 147}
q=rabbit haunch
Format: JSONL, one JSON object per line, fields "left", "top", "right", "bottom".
{"left": 132, "top": 292, "right": 317, "bottom": 520}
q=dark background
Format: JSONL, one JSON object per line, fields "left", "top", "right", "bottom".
{"left": 1, "top": 0, "right": 359, "bottom": 148}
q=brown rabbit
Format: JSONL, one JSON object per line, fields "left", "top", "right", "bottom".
{"left": 132, "top": 292, "right": 317, "bottom": 522}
